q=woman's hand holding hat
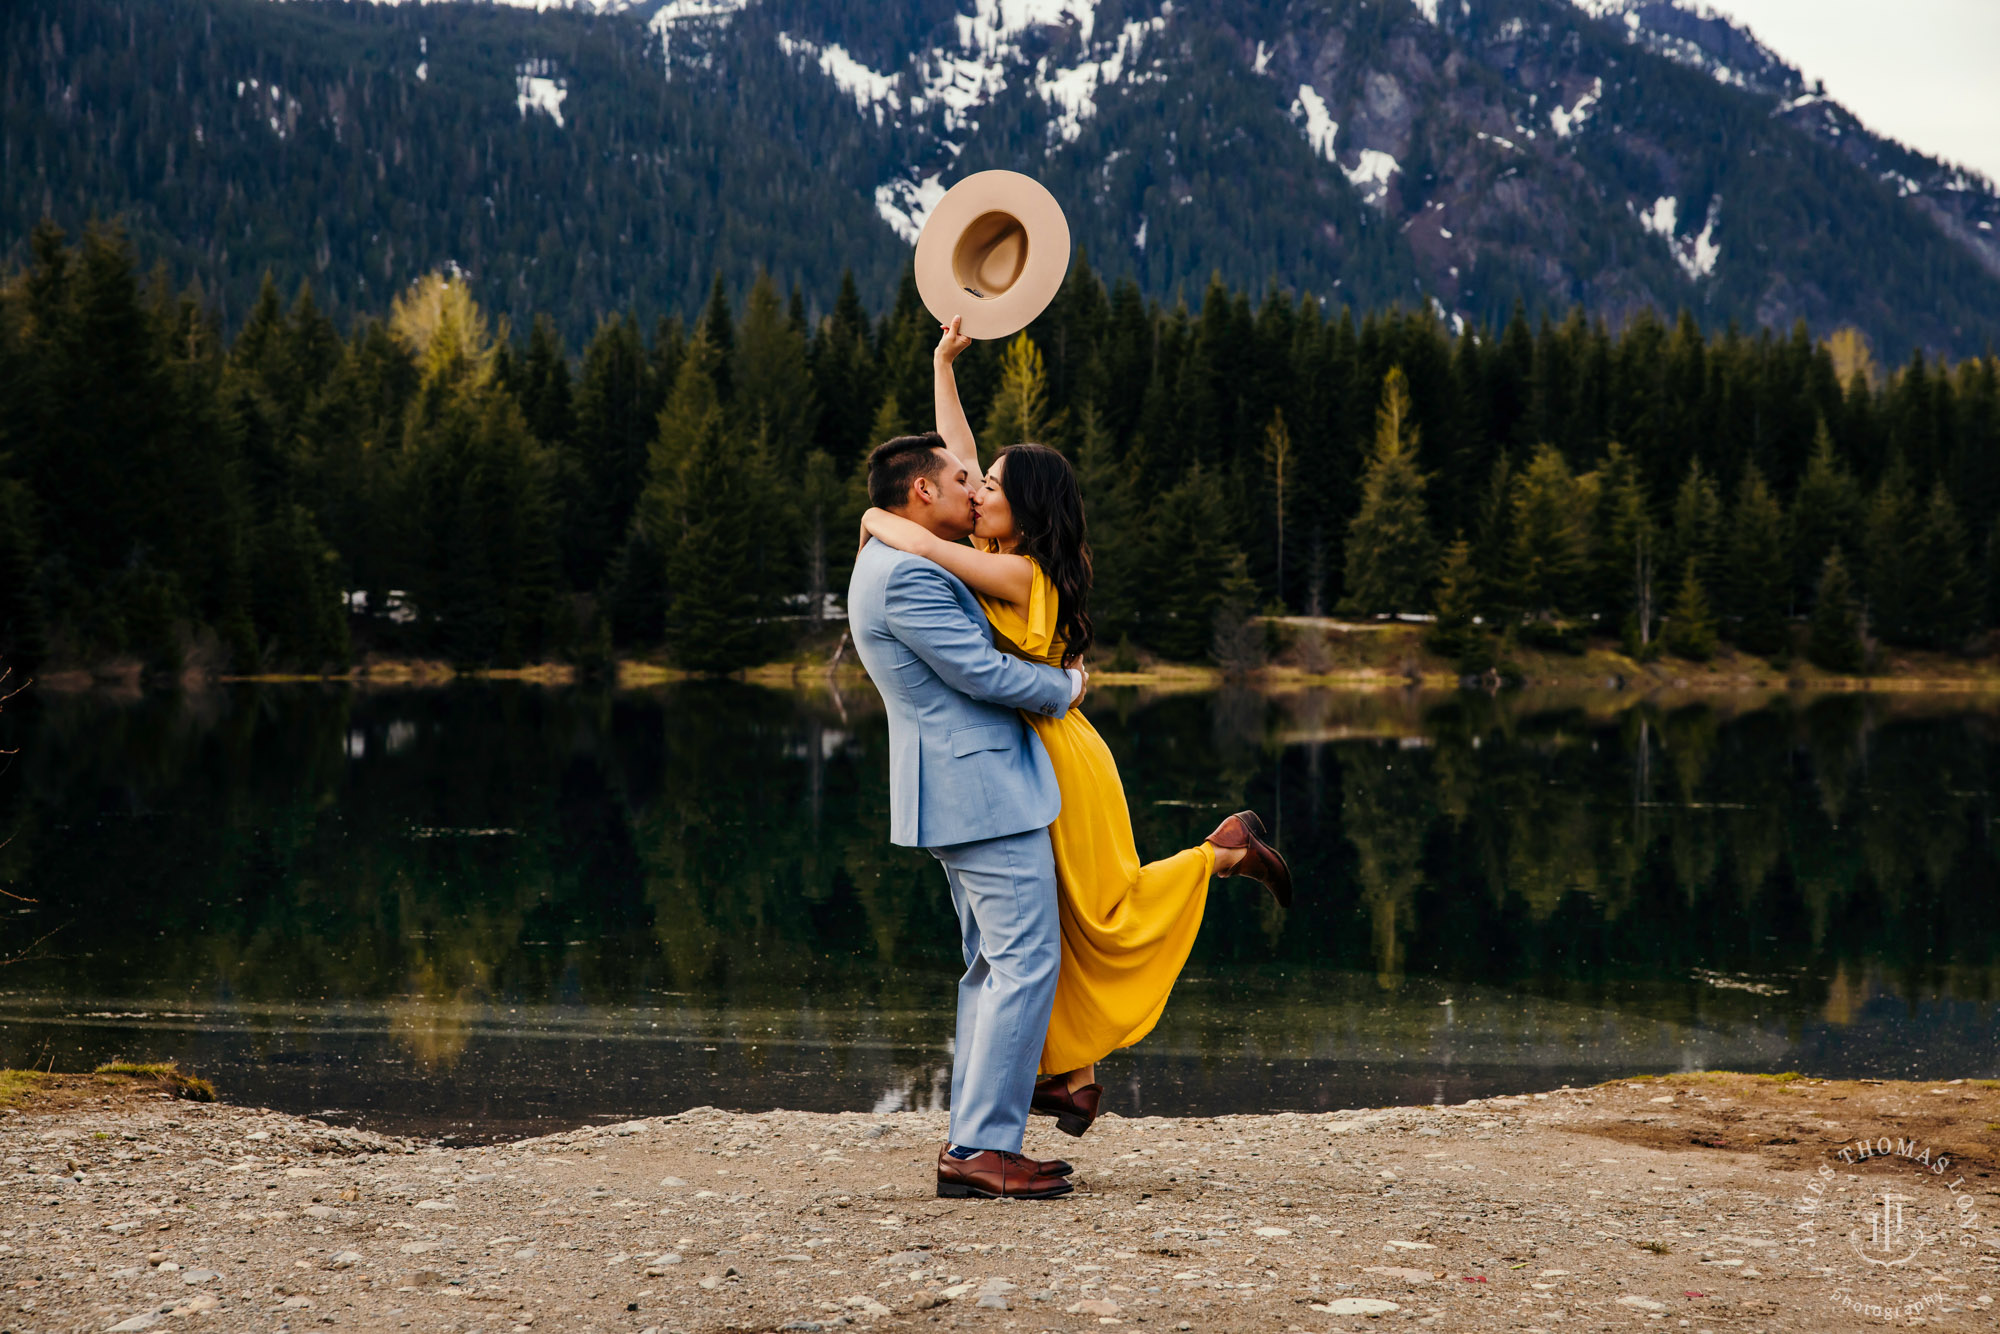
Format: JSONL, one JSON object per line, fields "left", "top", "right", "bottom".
{"left": 935, "top": 315, "right": 973, "bottom": 366}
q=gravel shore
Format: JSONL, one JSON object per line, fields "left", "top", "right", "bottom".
{"left": 2, "top": 1073, "right": 1995, "bottom": 1334}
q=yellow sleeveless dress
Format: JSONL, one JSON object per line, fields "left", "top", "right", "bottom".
{"left": 977, "top": 561, "right": 1216, "bottom": 1076}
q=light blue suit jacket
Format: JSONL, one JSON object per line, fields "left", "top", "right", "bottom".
{"left": 848, "top": 538, "right": 1073, "bottom": 848}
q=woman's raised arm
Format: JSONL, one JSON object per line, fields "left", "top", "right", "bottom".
{"left": 933, "top": 315, "right": 980, "bottom": 477}
{"left": 860, "top": 507, "right": 1034, "bottom": 606}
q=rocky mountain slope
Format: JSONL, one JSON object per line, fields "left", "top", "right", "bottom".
{"left": 8, "top": 0, "right": 1995, "bottom": 355}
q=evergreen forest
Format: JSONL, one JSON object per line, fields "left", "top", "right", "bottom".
{"left": 6, "top": 222, "right": 1999, "bottom": 679}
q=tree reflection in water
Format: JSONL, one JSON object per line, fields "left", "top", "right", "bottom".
{"left": 0, "top": 682, "right": 1993, "bottom": 1128}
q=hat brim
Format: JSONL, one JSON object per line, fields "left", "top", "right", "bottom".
{"left": 914, "top": 171, "right": 1071, "bottom": 342}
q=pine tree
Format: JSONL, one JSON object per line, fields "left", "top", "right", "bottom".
{"left": 1471, "top": 450, "right": 1515, "bottom": 618}
{"left": 602, "top": 526, "right": 667, "bottom": 648}
{"left": 1906, "top": 480, "right": 1975, "bottom": 649}
{"left": 392, "top": 272, "right": 559, "bottom": 665}
{"left": 1790, "top": 419, "right": 1862, "bottom": 609}
{"left": 1862, "top": 454, "right": 1922, "bottom": 645}
{"left": 799, "top": 448, "right": 843, "bottom": 626}
{"left": 1663, "top": 558, "right": 1717, "bottom": 661}
{"left": 1210, "top": 551, "right": 1264, "bottom": 675}
{"left": 662, "top": 426, "right": 780, "bottom": 673}
{"left": 1808, "top": 547, "right": 1865, "bottom": 673}
{"left": 984, "top": 331, "right": 1056, "bottom": 453}
{"left": 0, "top": 479, "right": 47, "bottom": 668}
{"left": 513, "top": 313, "right": 575, "bottom": 450}
{"left": 260, "top": 503, "right": 351, "bottom": 667}
{"left": 698, "top": 272, "right": 736, "bottom": 402}
{"left": 1668, "top": 457, "right": 1723, "bottom": 593}
{"left": 734, "top": 270, "right": 814, "bottom": 473}
{"left": 1426, "top": 536, "right": 1489, "bottom": 667}
{"left": 1071, "top": 403, "right": 1139, "bottom": 643}
{"left": 567, "top": 313, "right": 654, "bottom": 591}
{"left": 1262, "top": 407, "right": 1293, "bottom": 608}
{"left": 1142, "top": 462, "right": 1243, "bottom": 660}
{"left": 638, "top": 349, "right": 779, "bottom": 672}
{"left": 1340, "top": 367, "right": 1437, "bottom": 615}
{"left": 1726, "top": 464, "right": 1789, "bottom": 656}
{"left": 1592, "top": 441, "right": 1657, "bottom": 650}
{"left": 1505, "top": 443, "right": 1594, "bottom": 619}
{"left": 810, "top": 269, "right": 877, "bottom": 461}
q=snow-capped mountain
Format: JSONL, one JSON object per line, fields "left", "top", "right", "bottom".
{"left": 11, "top": 0, "right": 1998, "bottom": 357}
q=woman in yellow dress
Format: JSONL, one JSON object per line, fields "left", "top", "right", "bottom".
{"left": 859, "top": 317, "right": 1292, "bottom": 1137}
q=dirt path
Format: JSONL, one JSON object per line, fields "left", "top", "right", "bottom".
{"left": 2, "top": 1073, "right": 1995, "bottom": 1333}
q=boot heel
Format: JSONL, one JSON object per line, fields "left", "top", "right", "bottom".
{"left": 1055, "top": 1113, "right": 1089, "bottom": 1137}
{"left": 936, "top": 1181, "right": 981, "bottom": 1198}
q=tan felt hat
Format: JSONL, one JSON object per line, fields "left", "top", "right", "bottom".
{"left": 914, "top": 171, "right": 1072, "bottom": 341}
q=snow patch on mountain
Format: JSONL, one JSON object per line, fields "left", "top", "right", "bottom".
{"left": 235, "top": 76, "right": 300, "bottom": 140}
{"left": 1636, "top": 194, "right": 1677, "bottom": 241}
{"left": 957, "top": 0, "right": 1100, "bottom": 55}
{"left": 1550, "top": 77, "right": 1601, "bottom": 138}
{"left": 1292, "top": 85, "right": 1338, "bottom": 162}
{"left": 1292, "top": 82, "right": 1399, "bottom": 207}
{"left": 1345, "top": 149, "right": 1401, "bottom": 208}
{"left": 777, "top": 33, "right": 899, "bottom": 121}
{"left": 516, "top": 60, "right": 567, "bottom": 128}
{"left": 875, "top": 174, "right": 947, "bottom": 246}
{"left": 1634, "top": 194, "right": 1720, "bottom": 279}
{"left": 1037, "top": 14, "right": 1167, "bottom": 143}
{"left": 650, "top": 0, "right": 754, "bottom": 68}
{"left": 1679, "top": 197, "right": 1722, "bottom": 278}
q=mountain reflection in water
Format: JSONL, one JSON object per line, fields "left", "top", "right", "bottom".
{"left": 3, "top": 682, "right": 1994, "bottom": 1137}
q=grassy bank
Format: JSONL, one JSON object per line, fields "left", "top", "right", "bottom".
{"left": 33, "top": 618, "right": 2000, "bottom": 693}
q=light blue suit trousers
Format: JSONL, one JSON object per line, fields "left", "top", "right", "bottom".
{"left": 930, "top": 828, "right": 1060, "bottom": 1154}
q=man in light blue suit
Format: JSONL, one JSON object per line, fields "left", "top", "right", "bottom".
{"left": 848, "top": 431, "right": 1083, "bottom": 1200}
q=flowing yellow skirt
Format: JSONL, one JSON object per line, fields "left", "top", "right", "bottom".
{"left": 1027, "top": 708, "right": 1214, "bottom": 1076}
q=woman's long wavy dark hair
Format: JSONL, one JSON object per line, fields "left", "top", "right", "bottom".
{"left": 994, "top": 442, "right": 1094, "bottom": 666}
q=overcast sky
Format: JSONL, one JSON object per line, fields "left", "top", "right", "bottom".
{"left": 1694, "top": 0, "right": 2000, "bottom": 183}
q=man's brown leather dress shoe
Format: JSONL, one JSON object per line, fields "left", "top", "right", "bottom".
{"left": 1030, "top": 1074, "right": 1102, "bottom": 1137}
{"left": 1206, "top": 810, "right": 1293, "bottom": 909}
{"left": 936, "top": 1146, "right": 1074, "bottom": 1199}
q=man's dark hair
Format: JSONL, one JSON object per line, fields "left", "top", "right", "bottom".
{"left": 866, "top": 432, "right": 951, "bottom": 510}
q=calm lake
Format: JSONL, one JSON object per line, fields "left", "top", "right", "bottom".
{"left": 3, "top": 681, "right": 1995, "bottom": 1138}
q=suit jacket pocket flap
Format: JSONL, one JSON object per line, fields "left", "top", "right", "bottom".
{"left": 949, "top": 723, "right": 1016, "bottom": 757}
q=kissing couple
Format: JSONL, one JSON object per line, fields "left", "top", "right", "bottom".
{"left": 847, "top": 316, "right": 1294, "bottom": 1201}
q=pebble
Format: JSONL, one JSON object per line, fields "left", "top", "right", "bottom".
{"left": 1069, "top": 1297, "right": 1121, "bottom": 1316}
{"left": 1317, "top": 1297, "right": 1401, "bottom": 1315}
{"left": 1362, "top": 1266, "right": 1437, "bottom": 1283}
{"left": 1618, "top": 1295, "right": 1668, "bottom": 1312}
